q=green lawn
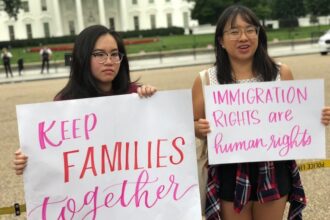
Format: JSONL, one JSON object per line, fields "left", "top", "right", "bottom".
{"left": 6, "top": 25, "right": 330, "bottom": 65}
{"left": 266, "top": 25, "right": 328, "bottom": 41}
{"left": 10, "top": 48, "right": 68, "bottom": 65}
{"left": 126, "top": 34, "right": 213, "bottom": 54}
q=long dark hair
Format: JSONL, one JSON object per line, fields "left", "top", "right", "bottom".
{"left": 55, "top": 25, "right": 132, "bottom": 100}
{"left": 214, "top": 4, "right": 278, "bottom": 84}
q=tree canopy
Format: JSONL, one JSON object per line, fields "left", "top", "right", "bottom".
{"left": 191, "top": 0, "right": 232, "bottom": 25}
{"left": 271, "top": 0, "right": 306, "bottom": 20}
{"left": 191, "top": 0, "right": 275, "bottom": 25}
{"left": 304, "top": 0, "right": 330, "bottom": 16}
{"left": 191, "top": 0, "right": 330, "bottom": 26}
{"left": 2, "top": 0, "right": 22, "bottom": 20}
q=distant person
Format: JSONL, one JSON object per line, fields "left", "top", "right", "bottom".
{"left": 1, "top": 47, "right": 13, "bottom": 77}
{"left": 17, "top": 58, "right": 24, "bottom": 76}
{"left": 39, "top": 46, "right": 52, "bottom": 74}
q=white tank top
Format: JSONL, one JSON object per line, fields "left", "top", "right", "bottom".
{"left": 205, "top": 66, "right": 281, "bottom": 85}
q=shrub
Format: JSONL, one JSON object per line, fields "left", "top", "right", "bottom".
{"left": 0, "top": 35, "right": 76, "bottom": 49}
{"left": 0, "top": 27, "right": 184, "bottom": 49}
{"left": 279, "top": 18, "right": 299, "bottom": 28}
{"left": 118, "top": 27, "right": 185, "bottom": 38}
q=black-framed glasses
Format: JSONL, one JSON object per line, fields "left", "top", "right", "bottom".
{"left": 223, "top": 26, "right": 260, "bottom": 40}
{"left": 91, "top": 51, "right": 124, "bottom": 64}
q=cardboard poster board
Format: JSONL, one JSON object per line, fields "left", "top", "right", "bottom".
{"left": 16, "top": 90, "right": 201, "bottom": 220}
{"left": 204, "top": 79, "right": 325, "bottom": 164}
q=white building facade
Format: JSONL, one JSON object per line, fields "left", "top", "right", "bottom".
{"left": 0, "top": 0, "right": 196, "bottom": 41}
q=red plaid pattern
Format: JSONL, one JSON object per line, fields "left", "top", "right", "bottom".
{"left": 205, "top": 161, "right": 306, "bottom": 220}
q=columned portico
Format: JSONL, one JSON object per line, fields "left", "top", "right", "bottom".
{"left": 75, "top": 0, "right": 84, "bottom": 33}
{"left": 52, "top": 0, "right": 63, "bottom": 36}
{"left": 119, "top": 0, "right": 129, "bottom": 31}
{"left": 97, "top": 0, "right": 106, "bottom": 26}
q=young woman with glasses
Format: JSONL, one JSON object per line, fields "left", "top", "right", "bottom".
{"left": 14, "top": 25, "right": 157, "bottom": 174}
{"left": 192, "top": 4, "right": 330, "bottom": 220}
{"left": 55, "top": 25, "right": 156, "bottom": 100}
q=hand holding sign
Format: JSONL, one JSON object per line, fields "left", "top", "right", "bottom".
{"left": 38, "top": 113, "right": 97, "bottom": 150}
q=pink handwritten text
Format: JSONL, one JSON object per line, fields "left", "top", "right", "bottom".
{"left": 28, "top": 170, "right": 197, "bottom": 220}
{"left": 38, "top": 113, "right": 97, "bottom": 150}
{"left": 212, "top": 109, "right": 260, "bottom": 128}
{"left": 268, "top": 125, "right": 311, "bottom": 157}
{"left": 212, "top": 86, "right": 308, "bottom": 105}
{"left": 63, "top": 137, "right": 185, "bottom": 183}
{"left": 214, "top": 132, "right": 267, "bottom": 154}
{"left": 213, "top": 125, "right": 311, "bottom": 158}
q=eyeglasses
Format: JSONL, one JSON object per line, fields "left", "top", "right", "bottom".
{"left": 91, "top": 51, "right": 124, "bottom": 64}
{"left": 223, "top": 26, "right": 260, "bottom": 40}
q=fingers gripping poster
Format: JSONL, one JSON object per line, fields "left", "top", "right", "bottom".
{"left": 204, "top": 79, "right": 326, "bottom": 165}
{"left": 16, "top": 90, "right": 201, "bottom": 220}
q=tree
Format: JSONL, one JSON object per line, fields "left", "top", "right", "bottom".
{"left": 251, "top": 1, "right": 272, "bottom": 26}
{"left": 191, "top": 0, "right": 273, "bottom": 26}
{"left": 304, "top": 0, "right": 330, "bottom": 17}
{"left": 2, "top": 0, "right": 22, "bottom": 20}
{"left": 254, "top": 5, "right": 271, "bottom": 26}
{"left": 272, "top": 0, "right": 306, "bottom": 19}
{"left": 271, "top": 0, "right": 306, "bottom": 28}
{"left": 191, "top": 0, "right": 233, "bottom": 25}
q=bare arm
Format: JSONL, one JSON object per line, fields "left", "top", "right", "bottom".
{"left": 192, "top": 76, "right": 211, "bottom": 139}
{"left": 279, "top": 63, "right": 294, "bottom": 80}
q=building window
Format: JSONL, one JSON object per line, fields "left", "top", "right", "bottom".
{"left": 87, "top": 11, "right": 96, "bottom": 23}
{"left": 69, "top": 21, "right": 75, "bottom": 35}
{"left": 132, "top": 0, "right": 137, "bottom": 5}
{"left": 109, "top": 18, "right": 115, "bottom": 31}
{"left": 41, "top": 0, "right": 47, "bottom": 11}
{"left": 149, "top": 0, "right": 154, "bottom": 3}
{"left": 26, "top": 24, "right": 32, "bottom": 39}
{"left": 166, "top": 13, "right": 172, "bottom": 27}
{"left": 150, "top": 14, "right": 156, "bottom": 29}
{"left": 8, "top": 26, "right": 15, "bottom": 41}
{"left": 21, "top": 1, "right": 29, "bottom": 12}
{"left": 43, "top": 22, "right": 50, "bottom": 37}
{"left": 183, "top": 12, "right": 189, "bottom": 28}
{"left": 133, "top": 16, "right": 139, "bottom": 31}
{"left": 0, "top": 1, "right": 4, "bottom": 11}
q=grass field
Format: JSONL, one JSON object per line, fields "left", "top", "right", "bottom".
{"left": 5, "top": 25, "right": 330, "bottom": 65}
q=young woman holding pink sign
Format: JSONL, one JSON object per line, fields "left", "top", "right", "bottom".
{"left": 14, "top": 25, "right": 157, "bottom": 174}
{"left": 192, "top": 4, "right": 330, "bottom": 220}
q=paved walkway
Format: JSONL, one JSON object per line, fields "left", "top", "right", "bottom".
{"left": 0, "top": 43, "right": 321, "bottom": 84}
{"left": 0, "top": 54, "right": 329, "bottom": 219}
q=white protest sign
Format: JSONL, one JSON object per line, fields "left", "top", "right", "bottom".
{"left": 16, "top": 90, "right": 201, "bottom": 220}
{"left": 204, "top": 79, "right": 325, "bottom": 165}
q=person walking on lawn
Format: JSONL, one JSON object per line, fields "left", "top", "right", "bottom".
{"left": 40, "top": 46, "right": 52, "bottom": 74}
{"left": 1, "top": 47, "right": 13, "bottom": 77}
